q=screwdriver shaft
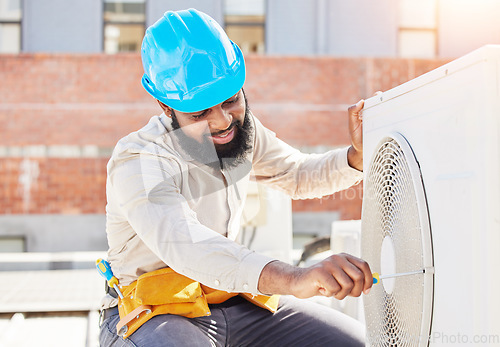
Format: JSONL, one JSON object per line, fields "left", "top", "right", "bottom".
{"left": 379, "top": 269, "right": 424, "bottom": 279}
{"left": 113, "top": 283, "right": 124, "bottom": 299}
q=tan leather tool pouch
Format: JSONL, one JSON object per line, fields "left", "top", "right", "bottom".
{"left": 116, "top": 268, "right": 210, "bottom": 338}
{"left": 116, "top": 267, "right": 279, "bottom": 339}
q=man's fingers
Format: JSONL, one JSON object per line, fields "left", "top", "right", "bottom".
{"left": 348, "top": 99, "right": 365, "bottom": 121}
{"left": 333, "top": 275, "right": 355, "bottom": 300}
{"left": 340, "top": 261, "right": 366, "bottom": 297}
{"left": 319, "top": 255, "right": 355, "bottom": 300}
{"left": 316, "top": 276, "right": 341, "bottom": 297}
{"left": 302, "top": 253, "right": 373, "bottom": 299}
{"left": 343, "top": 253, "right": 373, "bottom": 295}
{"left": 327, "top": 254, "right": 367, "bottom": 299}
{"left": 323, "top": 253, "right": 373, "bottom": 299}
{"left": 348, "top": 99, "right": 364, "bottom": 114}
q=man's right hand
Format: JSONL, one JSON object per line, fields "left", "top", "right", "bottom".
{"left": 258, "top": 253, "right": 373, "bottom": 300}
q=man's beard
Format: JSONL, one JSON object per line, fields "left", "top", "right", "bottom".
{"left": 170, "top": 95, "right": 253, "bottom": 170}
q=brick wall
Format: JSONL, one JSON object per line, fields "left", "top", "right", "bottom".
{"left": 0, "top": 53, "right": 448, "bottom": 218}
{"left": 2, "top": 157, "right": 107, "bottom": 214}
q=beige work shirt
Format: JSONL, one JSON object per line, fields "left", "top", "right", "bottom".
{"left": 105, "top": 112, "right": 362, "bottom": 298}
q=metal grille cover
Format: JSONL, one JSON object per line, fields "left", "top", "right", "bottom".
{"left": 362, "top": 133, "right": 434, "bottom": 346}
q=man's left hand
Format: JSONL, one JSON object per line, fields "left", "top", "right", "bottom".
{"left": 347, "top": 99, "right": 364, "bottom": 171}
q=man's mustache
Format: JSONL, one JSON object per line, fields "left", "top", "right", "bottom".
{"left": 208, "top": 121, "right": 238, "bottom": 137}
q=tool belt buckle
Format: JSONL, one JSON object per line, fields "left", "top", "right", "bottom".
{"left": 116, "top": 305, "right": 152, "bottom": 337}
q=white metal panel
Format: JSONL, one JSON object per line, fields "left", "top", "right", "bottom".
{"left": 362, "top": 45, "right": 500, "bottom": 345}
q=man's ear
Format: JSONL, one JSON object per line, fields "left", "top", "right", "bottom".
{"left": 157, "top": 100, "right": 172, "bottom": 117}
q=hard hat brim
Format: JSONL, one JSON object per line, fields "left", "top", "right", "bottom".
{"left": 141, "top": 57, "right": 245, "bottom": 113}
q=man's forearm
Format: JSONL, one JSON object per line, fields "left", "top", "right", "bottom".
{"left": 258, "top": 260, "right": 300, "bottom": 296}
{"left": 258, "top": 259, "right": 335, "bottom": 299}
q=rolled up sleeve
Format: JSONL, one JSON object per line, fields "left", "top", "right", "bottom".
{"left": 251, "top": 115, "right": 363, "bottom": 199}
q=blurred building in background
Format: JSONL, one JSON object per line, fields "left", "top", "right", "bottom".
{"left": 1, "top": 1, "right": 499, "bottom": 344}
{"left": 1, "top": 0, "right": 499, "bottom": 253}
{"left": 3, "top": 0, "right": 500, "bottom": 58}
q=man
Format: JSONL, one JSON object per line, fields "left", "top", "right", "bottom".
{"left": 100, "top": 8, "right": 373, "bottom": 347}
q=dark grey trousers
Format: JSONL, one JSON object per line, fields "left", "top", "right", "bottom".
{"left": 99, "top": 295, "right": 366, "bottom": 347}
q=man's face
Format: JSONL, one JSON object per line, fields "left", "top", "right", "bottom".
{"left": 159, "top": 89, "right": 253, "bottom": 168}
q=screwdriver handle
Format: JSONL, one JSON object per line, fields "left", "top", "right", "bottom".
{"left": 96, "top": 258, "right": 124, "bottom": 299}
{"left": 372, "top": 272, "right": 381, "bottom": 284}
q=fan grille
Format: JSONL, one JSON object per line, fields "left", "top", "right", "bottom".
{"left": 362, "top": 134, "right": 433, "bottom": 346}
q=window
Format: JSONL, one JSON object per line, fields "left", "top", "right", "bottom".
{"left": 0, "top": 236, "right": 26, "bottom": 252}
{"left": 399, "top": 30, "right": 436, "bottom": 58}
{"left": 104, "top": 0, "right": 145, "bottom": 54}
{"left": 0, "top": 0, "right": 22, "bottom": 53}
{"left": 224, "top": 0, "right": 265, "bottom": 55}
{"left": 398, "top": 0, "right": 437, "bottom": 58}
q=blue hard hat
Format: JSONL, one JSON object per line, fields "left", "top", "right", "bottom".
{"left": 141, "top": 8, "right": 246, "bottom": 113}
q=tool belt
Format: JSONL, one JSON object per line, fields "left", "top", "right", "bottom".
{"left": 115, "top": 267, "right": 280, "bottom": 338}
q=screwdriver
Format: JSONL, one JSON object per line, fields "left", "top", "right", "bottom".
{"left": 96, "top": 258, "right": 124, "bottom": 299}
{"left": 372, "top": 269, "right": 426, "bottom": 284}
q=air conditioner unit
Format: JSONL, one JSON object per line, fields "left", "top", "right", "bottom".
{"left": 361, "top": 45, "right": 500, "bottom": 346}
